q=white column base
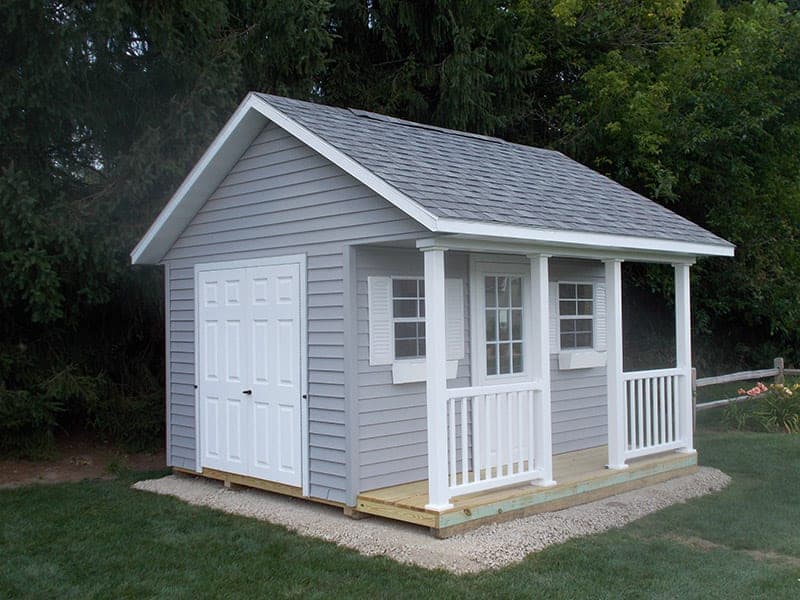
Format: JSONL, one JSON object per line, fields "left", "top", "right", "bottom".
{"left": 606, "top": 462, "right": 629, "bottom": 471}
{"left": 533, "top": 478, "right": 557, "bottom": 488}
{"left": 677, "top": 447, "right": 697, "bottom": 455}
{"left": 424, "top": 501, "right": 454, "bottom": 511}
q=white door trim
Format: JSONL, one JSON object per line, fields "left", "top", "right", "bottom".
{"left": 193, "top": 253, "right": 309, "bottom": 496}
{"left": 469, "top": 258, "right": 534, "bottom": 387}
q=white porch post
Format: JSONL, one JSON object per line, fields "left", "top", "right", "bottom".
{"left": 674, "top": 262, "right": 696, "bottom": 454}
{"left": 423, "top": 247, "right": 453, "bottom": 510}
{"left": 604, "top": 259, "right": 628, "bottom": 470}
{"left": 529, "top": 254, "right": 556, "bottom": 486}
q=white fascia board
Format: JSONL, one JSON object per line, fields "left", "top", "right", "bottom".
{"left": 131, "top": 93, "right": 438, "bottom": 265}
{"left": 433, "top": 218, "right": 735, "bottom": 258}
{"left": 131, "top": 95, "right": 268, "bottom": 265}
{"left": 249, "top": 95, "right": 438, "bottom": 231}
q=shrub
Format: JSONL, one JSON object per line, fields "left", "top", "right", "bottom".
{"left": 723, "top": 400, "right": 753, "bottom": 431}
{"left": 0, "top": 387, "right": 62, "bottom": 458}
{"left": 726, "top": 382, "right": 800, "bottom": 434}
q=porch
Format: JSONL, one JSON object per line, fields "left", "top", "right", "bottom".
{"left": 356, "top": 445, "right": 698, "bottom": 537}
{"left": 410, "top": 238, "right": 697, "bottom": 516}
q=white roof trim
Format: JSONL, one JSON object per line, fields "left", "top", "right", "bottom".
{"left": 434, "top": 218, "right": 735, "bottom": 257}
{"left": 249, "top": 95, "right": 438, "bottom": 231}
{"left": 131, "top": 93, "right": 438, "bottom": 264}
{"left": 132, "top": 92, "right": 733, "bottom": 264}
{"left": 131, "top": 95, "right": 264, "bottom": 264}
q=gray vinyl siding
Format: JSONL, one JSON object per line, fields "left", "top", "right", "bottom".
{"left": 356, "top": 248, "right": 471, "bottom": 492}
{"left": 549, "top": 258, "right": 608, "bottom": 454}
{"left": 162, "top": 122, "right": 427, "bottom": 503}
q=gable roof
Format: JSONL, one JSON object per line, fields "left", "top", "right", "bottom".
{"left": 132, "top": 93, "right": 734, "bottom": 264}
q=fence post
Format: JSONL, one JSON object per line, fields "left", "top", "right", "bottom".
{"left": 774, "top": 357, "right": 785, "bottom": 385}
{"left": 691, "top": 368, "right": 697, "bottom": 434}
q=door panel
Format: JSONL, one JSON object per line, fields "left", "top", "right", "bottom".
{"left": 471, "top": 262, "right": 532, "bottom": 464}
{"left": 198, "top": 260, "right": 302, "bottom": 486}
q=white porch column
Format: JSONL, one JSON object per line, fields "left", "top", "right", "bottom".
{"left": 528, "top": 254, "right": 556, "bottom": 486}
{"left": 604, "top": 259, "right": 628, "bottom": 470}
{"left": 422, "top": 247, "right": 453, "bottom": 510}
{"left": 674, "top": 262, "right": 696, "bottom": 454}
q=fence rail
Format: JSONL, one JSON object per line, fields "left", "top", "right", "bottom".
{"left": 693, "top": 357, "right": 796, "bottom": 414}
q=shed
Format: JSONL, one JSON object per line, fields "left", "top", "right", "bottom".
{"left": 132, "top": 93, "right": 734, "bottom": 535}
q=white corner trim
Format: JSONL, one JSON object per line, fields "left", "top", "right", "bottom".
{"left": 249, "top": 95, "right": 438, "bottom": 231}
{"left": 391, "top": 359, "right": 459, "bottom": 384}
{"left": 558, "top": 350, "right": 607, "bottom": 370}
{"left": 434, "top": 218, "right": 735, "bottom": 257}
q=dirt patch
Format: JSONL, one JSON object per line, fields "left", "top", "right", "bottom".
{"left": 665, "top": 533, "right": 800, "bottom": 568}
{"left": 0, "top": 434, "right": 166, "bottom": 489}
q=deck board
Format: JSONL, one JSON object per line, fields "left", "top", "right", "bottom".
{"left": 356, "top": 446, "right": 698, "bottom": 536}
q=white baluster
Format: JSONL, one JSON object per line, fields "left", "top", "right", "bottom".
{"left": 460, "top": 397, "right": 468, "bottom": 484}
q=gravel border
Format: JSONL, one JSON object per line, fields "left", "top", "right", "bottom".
{"left": 133, "top": 467, "right": 730, "bottom": 573}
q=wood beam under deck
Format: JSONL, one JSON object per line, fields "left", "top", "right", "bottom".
{"left": 355, "top": 446, "right": 698, "bottom": 538}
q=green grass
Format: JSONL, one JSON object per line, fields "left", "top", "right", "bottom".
{"left": 2, "top": 429, "right": 799, "bottom": 599}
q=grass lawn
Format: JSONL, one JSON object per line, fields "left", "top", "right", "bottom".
{"left": 2, "top": 427, "right": 798, "bottom": 599}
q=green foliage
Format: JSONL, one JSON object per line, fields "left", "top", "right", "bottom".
{"left": 0, "top": 387, "right": 62, "bottom": 458}
{"left": 3, "top": 0, "right": 800, "bottom": 453}
{"left": 323, "top": 1, "right": 534, "bottom": 133}
{"left": 754, "top": 384, "right": 800, "bottom": 433}
{"left": 536, "top": 0, "right": 800, "bottom": 360}
{"left": 722, "top": 382, "right": 800, "bottom": 433}
{"left": 722, "top": 399, "right": 754, "bottom": 431}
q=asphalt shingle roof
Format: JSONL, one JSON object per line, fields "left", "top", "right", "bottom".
{"left": 258, "top": 93, "right": 730, "bottom": 248}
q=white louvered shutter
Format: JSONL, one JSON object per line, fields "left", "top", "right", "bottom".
{"left": 368, "top": 276, "right": 393, "bottom": 365}
{"left": 445, "top": 278, "right": 464, "bottom": 360}
{"left": 549, "top": 282, "right": 559, "bottom": 353}
{"left": 594, "top": 282, "right": 607, "bottom": 351}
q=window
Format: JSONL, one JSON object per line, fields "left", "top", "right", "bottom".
{"left": 559, "top": 283, "right": 593, "bottom": 349}
{"left": 392, "top": 278, "right": 425, "bottom": 359}
{"left": 484, "top": 275, "right": 524, "bottom": 376}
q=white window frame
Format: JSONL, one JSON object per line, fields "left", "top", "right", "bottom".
{"left": 554, "top": 279, "right": 607, "bottom": 370}
{"left": 367, "top": 274, "right": 463, "bottom": 384}
{"left": 557, "top": 280, "right": 595, "bottom": 350}
{"left": 391, "top": 276, "right": 426, "bottom": 361}
{"left": 470, "top": 260, "right": 532, "bottom": 386}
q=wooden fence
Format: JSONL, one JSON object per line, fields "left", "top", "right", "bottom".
{"left": 692, "top": 358, "right": 800, "bottom": 426}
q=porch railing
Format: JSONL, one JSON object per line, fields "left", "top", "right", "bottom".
{"left": 622, "top": 367, "right": 687, "bottom": 459}
{"left": 444, "top": 380, "right": 545, "bottom": 498}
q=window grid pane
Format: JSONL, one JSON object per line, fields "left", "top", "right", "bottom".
{"left": 485, "top": 275, "right": 524, "bottom": 375}
{"left": 558, "top": 282, "right": 594, "bottom": 350}
{"left": 393, "top": 278, "right": 426, "bottom": 359}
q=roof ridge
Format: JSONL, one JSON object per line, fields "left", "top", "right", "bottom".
{"left": 347, "top": 107, "right": 504, "bottom": 145}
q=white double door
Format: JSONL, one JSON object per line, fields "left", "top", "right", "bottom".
{"left": 197, "top": 258, "right": 302, "bottom": 486}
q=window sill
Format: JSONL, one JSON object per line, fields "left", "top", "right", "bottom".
{"left": 392, "top": 359, "right": 459, "bottom": 384}
{"left": 558, "top": 350, "right": 606, "bottom": 370}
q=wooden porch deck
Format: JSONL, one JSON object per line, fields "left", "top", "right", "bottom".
{"left": 355, "top": 445, "right": 698, "bottom": 537}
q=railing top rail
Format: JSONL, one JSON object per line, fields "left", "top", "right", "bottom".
{"left": 696, "top": 368, "right": 779, "bottom": 388}
{"left": 622, "top": 367, "right": 682, "bottom": 381}
{"left": 447, "top": 380, "right": 542, "bottom": 398}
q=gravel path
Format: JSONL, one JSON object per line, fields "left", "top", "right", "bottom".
{"left": 133, "top": 467, "right": 729, "bottom": 573}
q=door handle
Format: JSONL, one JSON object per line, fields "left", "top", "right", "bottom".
{"left": 242, "top": 389, "right": 252, "bottom": 395}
